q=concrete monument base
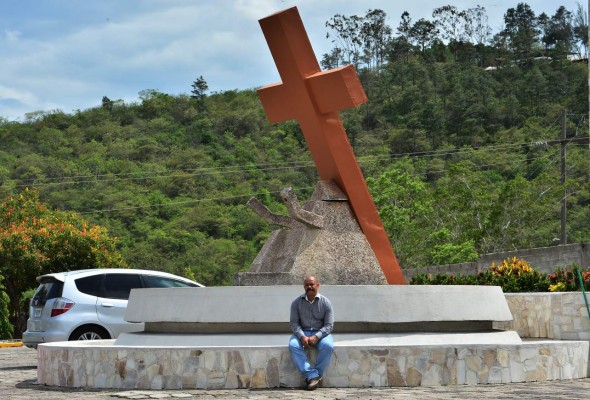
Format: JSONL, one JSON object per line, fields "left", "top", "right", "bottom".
{"left": 35, "top": 285, "right": 590, "bottom": 389}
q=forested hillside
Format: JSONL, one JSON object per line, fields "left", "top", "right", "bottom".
{"left": 0, "top": 3, "right": 588, "bottom": 286}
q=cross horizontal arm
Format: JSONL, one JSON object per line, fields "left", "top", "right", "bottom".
{"left": 307, "top": 65, "right": 368, "bottom": 114}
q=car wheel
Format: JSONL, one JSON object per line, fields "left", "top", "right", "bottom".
{"left": 69, "top": 326, "right": 111, "bottom": 341}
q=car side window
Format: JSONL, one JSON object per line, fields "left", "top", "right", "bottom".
{"left": 143, "top": 275, "right": 198, "bottom": 288}
{"left": 75, "top": 275, "right": 102, "bottom": 297}
{"left": 103, "top": 274, "right": 142, "bottom": 300}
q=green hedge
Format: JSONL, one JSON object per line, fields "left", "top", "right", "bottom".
{"left": 410, "top": 257, "right": 590, "bottom": 293}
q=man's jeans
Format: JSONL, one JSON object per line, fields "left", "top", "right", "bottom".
{"left": 288, "top": 331, "right": 334, "bottom": 381}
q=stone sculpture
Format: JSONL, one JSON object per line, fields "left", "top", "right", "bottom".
{"left": 235, "top": 181, "right": 387, "bottom": 285}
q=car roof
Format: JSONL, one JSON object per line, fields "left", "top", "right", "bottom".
{"left": 36, "top": 268, "right": 204, "bottom": 287}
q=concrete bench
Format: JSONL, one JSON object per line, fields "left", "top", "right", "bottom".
{"left": 124, "top": 285, "right": 513, "bottom": 336}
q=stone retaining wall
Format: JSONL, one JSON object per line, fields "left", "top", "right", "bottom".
{"left": 37, "top": 341, "right": 588, "bottom": 389}
{"left": 494, "top": 291, "right": 590, "bottom": 377}
{"left": 494, "top": 292, "right": 590, "bottom": 340}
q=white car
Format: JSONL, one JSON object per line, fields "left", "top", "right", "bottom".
{"left": 23, "top": 268, "right": 203, "bottom": 348}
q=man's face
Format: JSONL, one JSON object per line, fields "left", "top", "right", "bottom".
{"left": 304, "top": 277, "right": 319, "bottom": 297}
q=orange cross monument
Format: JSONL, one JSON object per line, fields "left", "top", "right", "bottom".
{"left": 257, "top": 7, "right": 405, "bottom": 284}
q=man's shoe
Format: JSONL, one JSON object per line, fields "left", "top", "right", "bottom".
{"left": 307, "top": 377, "right": 320, "bottom": 391}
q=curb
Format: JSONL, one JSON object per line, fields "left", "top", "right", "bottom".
{"left": 0, "top": 340, "right": 23, "bottom": 348}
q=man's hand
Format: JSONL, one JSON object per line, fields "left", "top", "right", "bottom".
{"left": 308, "top": 335, "right": 319, "bottom": 346}
{"left": 301, "top": 335, "right": 319, "bottom": 348}
{"left": 300, "top": 336, "right": 311, "bottom": 348}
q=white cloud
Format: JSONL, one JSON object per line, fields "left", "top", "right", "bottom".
{"left": 234, "top": 0, "right": 280, "bottom": 20}
{"left": 0, "top": 84, "right": 36, "bottom": 103}
{"left": 4, "top": 29, "right": 21, "bottom": 43}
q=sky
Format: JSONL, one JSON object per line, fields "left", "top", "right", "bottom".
{"left": 0, "top": 0, "right": 584, "bottom": 122}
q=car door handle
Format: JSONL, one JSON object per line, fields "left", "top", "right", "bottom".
{"left": 101, "top": 303, "right": 114, "bottom": 308}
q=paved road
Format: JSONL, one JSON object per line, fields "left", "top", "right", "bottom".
{"left": 2, "top": 346, "right": 590, "bottom": 399}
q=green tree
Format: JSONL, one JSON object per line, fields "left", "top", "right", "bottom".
{"left": 360, "top": 9, "right": 392, "bottom": 69}
{"left": 572, "top": 2, "right": 588, "bottom": 56}
{"left": 191, "top": 75, "right": 209, "bottom": 112}
{"left": 542, "top": 6, "right": 574, "bottom": 59}
{"left": 102, "top": 96, "right": 114, "bottom": 111}
{"left": 501, "top": 3, "right": 540, "bottom": 62}
{"left": 409, "top": 18, "right": 438, "bottom": 53}
{"left": 368, "top": 163, "right": 435, "bottom": 267}
{"left": 428, "top": 229, "right": 478, "bottom": 265}
{"left": 466, "top": 5, "right": 492, "bottom": 46}
{"left": 0, "top": 190, "right": 126, "bottom": 335}
{"left": 321, "top": 47, "right": 343, "bottom": 69}
{"left": 187, "top": 237, "right": 256, "bottom": 286}
{"left": 432, "top": 162, "right": 496, "bottom": 253}
{"left": 325, "top": 13, "right": 363, "bottom": 67}
{"left": 0, "top": 275, "right": 12, "bottom": 339}
{"left": 396, "top": 11, "right": 413, "bottom": 41}
{"left": 432, "top": 5, "right": 468, "bottom": 43}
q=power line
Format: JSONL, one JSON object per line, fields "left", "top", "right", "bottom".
{"left": 12, "top": 159, "right": 316, "bottom": 186}
{"left": 78, "top": 187, "right": 316, "bottom": 215}
{"left": 76, "top": 154, "right": 560, "bottom": 215}
{"left": 9, "top": 141, "right": 564, "bottom": 186}
{"left": 15, "top": 163, "right": 317, "bottom": 188}
{"left": 3, "top": 130, "right": 585, "bottom": 215}
{"left": 8, "top": 145, "right": 574, "bottom": 216}
{"left": 8, "top": 139, "right": 581, "bottom": 189}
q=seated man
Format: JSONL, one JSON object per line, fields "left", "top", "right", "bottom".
{"left": 288, "top": 275, "right": 334, "bottom": 391}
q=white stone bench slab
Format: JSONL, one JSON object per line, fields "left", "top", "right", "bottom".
{"left": 125, "top": 285, "right": 513, "bottom": 333}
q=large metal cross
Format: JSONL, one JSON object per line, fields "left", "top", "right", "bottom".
{"left": 257, "top": 7, "right": 405, "bottom": 284}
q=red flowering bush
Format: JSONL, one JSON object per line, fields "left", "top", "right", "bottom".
{"left": 547, "top": 265, "right": 590, "bottom": 291}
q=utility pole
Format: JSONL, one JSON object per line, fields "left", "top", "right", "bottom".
{"left": 560, "top": 109, "right": 567, "bottom": 245}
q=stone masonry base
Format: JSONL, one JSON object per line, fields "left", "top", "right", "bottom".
{"left": 37, "top": 340, "right": 588, "bottom": 389}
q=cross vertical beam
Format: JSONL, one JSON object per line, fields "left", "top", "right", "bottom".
{"left": 257, "top": 7, "right": 405, "bottom": 284}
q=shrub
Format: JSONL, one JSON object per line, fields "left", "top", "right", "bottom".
{"left": 547, "top": 264, "right": 589, "bottom": 291}
{"left": 409, "top": 257, "right": 586, "bottom": 293}
{"left": 490, "top": 257, "right": 533, "bottom": 276}
{"left": 488, "top": 258, "right": 550, "bottom": 292}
